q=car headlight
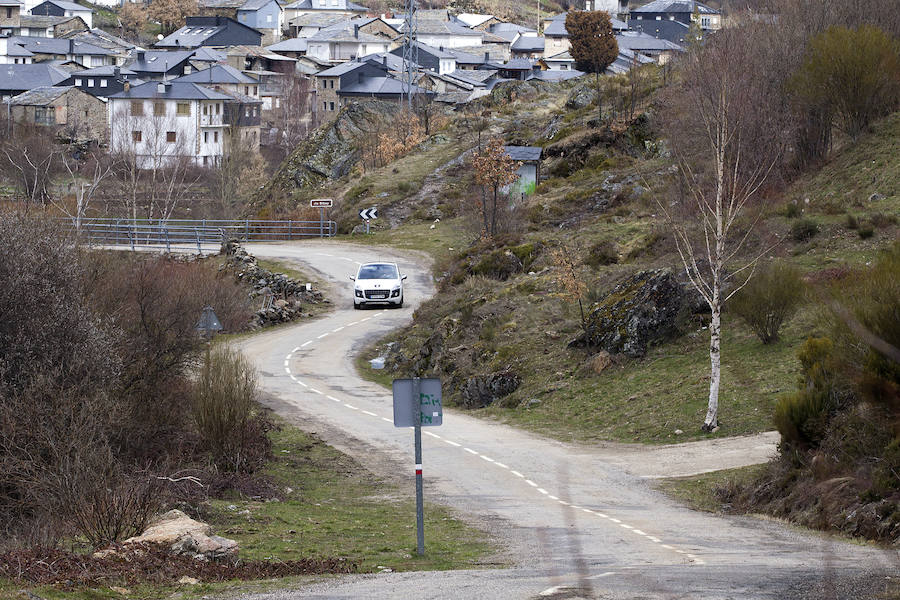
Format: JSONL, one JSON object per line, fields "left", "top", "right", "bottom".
{"left": 391, "top": 287, "right": 401, "bottom": 297}
{"left": 355, "top": 288, "right": 363, "bottom": 298}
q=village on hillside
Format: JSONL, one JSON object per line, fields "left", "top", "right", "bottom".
{"left": 0, "top": 0, "right": 717, "bottom": 168}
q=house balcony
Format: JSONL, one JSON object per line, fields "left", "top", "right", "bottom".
{"left": 199, "top": 113, "right": 224, "bottom": 127}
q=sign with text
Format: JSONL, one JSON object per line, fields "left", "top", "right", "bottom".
{"left": 392, "top": 378, "right": 442, "bottom": 427}
{"left": 310, "top": 198, "right": 333, "bottom": 208}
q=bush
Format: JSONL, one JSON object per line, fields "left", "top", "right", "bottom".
{"left": 585, "top": 240, "right": 618, "bottom": 267}
{"left": 858, "top": 226, "right": 875, "bottom": 239}
{"left": 193, "top": 346, "right": 266, "bottom": 473}
{"left": 729, "top": 261, "right": 805, "bottom": 344}
{"left": 844, "top": 214, "right": 859, "bottom": 230}
{"left": 791, "top": 218, "right": 819, "bottom": 242}
{"left": 773, "top": 337, "right": 838, "bottom": 447}
{"left": 784, "top": 202, "right": 802, "bottom": 218}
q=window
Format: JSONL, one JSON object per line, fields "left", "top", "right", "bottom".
{"left": 34, "top": 106, "right": 54, "bottom": 126}
{"left": 252, "top": 85, "right": 257, "bottom": 95}
{"left": 320, "top": 79, "right": 325, "bottom": 89}
{"left": 203, "top": 131, "right": 208, "bottom": 143}
{"left": 323, "top": 100, "right": 327, "bottom": 111}
{"left": 176, "top": 102, "right": 190, "bottom": 116}
{"left": 166, "top": 131, "right": 176, "bottom": 143}
{"left": 130, "top": 100, "right": 143, "bottom": 115}
{"left": 266, "top": 13, "right": 272, "bottom": 22}
{"left": 87, "top": 79, "right": 94, "bottom": 87}
{"left": 202, "top": 104, "right": 208, "bottom": 115}
{"left": 5, "top": 7, "right": 11, "bottom": 18}
{"left": 203, "top": 156, "right": 208, "bottom": 165}
{"left": 275, "top": 98, "right": 280, "bottom": 108}
{"left": 153, "top": 102, "right": 165, "bottom": 116}
{"left": 329, "top": 101, "right": 334, "bottom": 111}
{"left": 329, "top": 79, "right": 334, "bottom": 89}
{"left": 244, "top": 85, "right": 249, "bottom": 95}
{"left": 132, "top": 130, "right": 142, "bottom": 142}
{"left": 213, "top": 131, "right": 218, "bottom": 143}
{"left": 75, "top": 78, "right": 82, "bottom": 86}
{"left": 701, "top": 16, "right": 711, "bottom": 27}
{"left": 245, "top": 107, "right": 250, "bottom": 117}
{"left": 215, "top": 103, "right": 220, "bottom": 115}
{"left": 91, "top": 56, "right": 103, "bottom": 67}
{"left": 100, "top": 79, "right": 107, "bottom": 88}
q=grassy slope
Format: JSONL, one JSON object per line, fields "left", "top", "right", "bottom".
{"left": 352, "top": 82, "right": 899, "bottom": 444}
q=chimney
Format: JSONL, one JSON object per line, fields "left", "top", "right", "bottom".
{"left": 484, "top": 51, "right": 489, "bottom": 62}
{"left": 382, "top": 55, "right": 386, "bottom": 66}
{"left": 137, "top": 50, "right": 145, "bottom": 62}
{"left": 354, "top": 24, "right": 359, "bottom": 38}
{"left": 113, "top": 66, "right": 120, "bottom": 78}
{"left": 157, "top": 82, "right": 166, "bottom": 94}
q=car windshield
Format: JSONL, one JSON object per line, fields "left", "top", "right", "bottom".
{"left": 357, "top": 264, "right": 399, "bottom": 280}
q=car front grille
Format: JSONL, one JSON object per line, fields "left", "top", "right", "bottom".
{"left": 364, "top": 290, "right": 389, "bottom": 299}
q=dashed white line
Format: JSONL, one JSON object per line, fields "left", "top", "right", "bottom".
{"left": 344, "top": 404, "right": 358, "bottom": 410}
{"left": 347, "top": 321, "right": 359, "bottom": 326}
{"left": 317, "top": 333, "right": 329, "bottom": 339}
{"left": 284, "top": 367, "right": 290, "bottom": 374}
{"left": 424, "top": 431, "right": 441, "bottom": 439}
{"left": 548, "top": 495, "right": 558, "bottom": 500}
{"left": 332, "top": 326, "right": 345, "bottom": 332}
{"left": 633, "top": 530, "right": 647, "bottom": 536}
{"left": 310, "top": 388, "right": 323, "bottom": 395}
{"left": 494, "top": 462, "right": 509, "bottom": 469}
{"left": 661, "top": 544, "right": 675, "bottom": 550}
{"left": 445, "top": 440, "right": 461, "bottom": 447}
{"left": 297, "top": 381, "right": 308, "bottom": 388}
{"left": 524, "top": 480, "right": 538, "bottom": 488}
{"left": 301, "top": 340, "right": 312, "bottom": 347}
{"left": 595, "top": 512, "right": 609, "bottom": 518}
{"left": 609, "top": 518, "right": 621, "bottom": 523}
{"left": 647, "top": 536, "right": 662, "bottom": 543}
{"left": 292, "top": 347, "right": 300, "bottom": 353}
{"left": 582, "top": 508, "right": 594, "bottom": 514}
{"left": 480, "top": 455, "right": 495, "bottom": 463}
{"left": 361, "top": 410, "right": 377, "bottom": 417}
{"left": 381, "top": 417, "right": 393, "bottom": 423}
{"left": 510, "top": 470, "right": 524, "bottom": 478}
{"left": 283, "top": 360, "right": 289, "bottom": 367}
{"left": 326, "top": 395, "right": 341, "bottom": 403}
{"left": 587, "top": 572, "right": 617, "bottom": 580}
{"left": 360, "top": 317, "right": 371, "bottom": 322}
{"left": 537, "top": 488, "right": 549, "bottom": 495}
{"left": 463, "top": 447, "right": 478, "bottom": 455}
{"left": 619, "top": 524, "right": 634, "bottom": 530}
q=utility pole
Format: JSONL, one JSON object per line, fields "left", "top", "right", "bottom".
{"left": 402, "top": 0, "right": 418, "bottom": 132}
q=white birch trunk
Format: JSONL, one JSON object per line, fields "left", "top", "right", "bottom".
{"left": 704, "top": 300, "right": 721, "bottom": 430}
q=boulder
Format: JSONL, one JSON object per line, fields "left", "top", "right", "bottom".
{"left": 571, "top": 269, "right": 684, "bottom": 358}
{"left": 590, "top": 351, "right": 612, "bottom": 374}
{"left": 565, "top": 84, "right": 597, "bottom": 110}
{"left": 460, "top": 370, "right": 520, "bottom": 408}
{"left": 120, "top": 509, "right": 238, "bottom": 561}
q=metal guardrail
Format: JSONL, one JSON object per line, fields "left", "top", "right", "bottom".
{"left": 69, "top": 218, "right": 337, "bottom": 254}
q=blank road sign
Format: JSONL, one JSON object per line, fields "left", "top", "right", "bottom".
{"left": 393, "top": 378, "right": 442, "bottom": 427}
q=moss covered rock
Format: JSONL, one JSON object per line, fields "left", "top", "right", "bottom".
{"left": 572, "top": 269, "right": 684, "bottom": 358}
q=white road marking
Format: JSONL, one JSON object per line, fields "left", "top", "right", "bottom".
{"left": 661, "top": 544, "right": 675, "bottom": 550}
{"left": 297, "top": 381, "right": 308, "bottom": 388}
{"left": 327, "top": 395, "right": 341, "bottom": 403}
{"left": 548, "top": 495, "right": 558, "bottom": 500}
{"left": 494, "top": 462, "right": 509, "bottom": 469}
{"left": 310, "top": 388, "right": 323, "bottom": 395}
{"left": 301, "top": 340, "right": 312, "bottom": 347}
{"left": 539, "top": 586, "right": 565, "bottom": 597}
{"left": 344, "top": 404, "right": 358, "bottom": 410}
{"left": 632, "top": 530, "right": 647, "bottom": 536}
{"left": 463, "top": 447, "right": 478, "bottom": 455}
{"left": 582, "top": 508, "right": 594, "bottom": 514}
{"left": 510, "top": 470, "right": 524, "bottom": 478}
{"left": 524, "top": 480, "right": 538, "bottom": 487}
{"left": 382, "top": 417, "right": 393, "bottom": 423}
{"left": 292, "top": 347, "right": 300, "bottom": 352}
{"left": 445, "top": 440, "right": 461, "bottom": 447}
{"left": 284, "top": 367, "right": 290, "bottom": 374}
{"left": 558, "top": 500, "right": 570, "bottom": 506}
{"left": 360, "top": 317, "right": 371, "bottom": 322}
{"left": 347, "top": 321, "right": 359, "bottom": 326}
{"left": 362, "top": 410, "right": 377, "bottom": 417}
{"left": 317, "top": 333, "right": 329, "bottom": 339}
{"left": 619, "top": 524, "right": 634, "bottom": 530}
{"left": 480, "top": 455, "right": 495, "bottom": 463}
{"left": 424, "top": 431, "right": 441, "bottom": 438}
{"left": 537, "top": 488, "right": 549, "bottom": 495}
{"left": 333, "top": 326, "right": 345, "bottom": 332}
{"left": 595, "top": 512, "right": 608, "bottom": 518}
{"left": 283, "top": 360, "right": 289, "bottom": 367}
{"left": 587, "top": 572, "right": 617, "bottom": 580}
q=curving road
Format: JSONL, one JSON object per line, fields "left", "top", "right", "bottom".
{"left": 234, "top": 241, "right": 898, "bottom": 600}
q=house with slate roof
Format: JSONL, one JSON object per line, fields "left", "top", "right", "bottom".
{"left": 126, "top": 50, "right": 197, "bottom": 81}
{"left": 615, "top": 29, "right": 682, "bottom": 63}
{"left": 108, "top": 80, "right": 237, "bottom": 168}
{"left": 503, "top": 145, "right": 542, "bottom": 196}
{"left": 174, "top": 63, "right": 260, "bottom": 98}
{"left": 155, "top": 16, "right": 263, "bottom": 49}
{"left": 30, "top": 0, "right": 92, "bottom": 28}
{"left": 628, "top": 0, "right": 721, "bottom": 31}
{"left": 18, "top": 14, "right": 87, "bottom": 37}
{"left": 72, "top": 65, "right": 143, "bottom": 97}
{"left": 389, "top": 41, "right": 456, "bottom": 75}
{"left": 306, "top": 20, "right": 393, "bottom": 64}
{"left": 265, "top": 36, "right": 307, "bottom": 58}
{"left": 6, "top": 84, "right": 105, "bottom": 140}
{"left": 510, "top": 34, "right": 544, "bottom": 59}
{"left": 10, "top": 35, "right": 116, "bottom": 66}
{"left": 402, "top": 17, "right": 482, "bottom": 50}
{"left": 282, "top": 0, "right": 367, "bottom": 25}
{"left": 0, "top": 62, "right": 70, "bottom": 99}
{"left": 235, "top": 0, "right": 283, "bottom": 44}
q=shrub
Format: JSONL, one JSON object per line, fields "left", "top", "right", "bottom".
{"left": 192, "top": 346, "right": 266, "bottom": 473}
{"left": 869, "top": 212, "right": 898, "bottom": 228}
{"left": 773, "top": 337, "right": 838, "bottom": 447}
{"left": 858, "top": 226, "right": 875, "bottom": 239}
{"left": 791, "top": 218, "right": 819, "bottom": 242}
{"left": 585, "top": 240, "right": 618, "bottom": 267}
{"left": 783, "top": 202, "right": 802, "bottom": 218}
{"left": 844, "top": 214, "right": 859, "bottom": 230}
{"left": 729, "top": 261, "right": 805, "bottom": 344}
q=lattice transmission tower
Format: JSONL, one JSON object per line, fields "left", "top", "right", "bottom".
{"left": 401, "top": 0, "right": 418, "bottom": 119}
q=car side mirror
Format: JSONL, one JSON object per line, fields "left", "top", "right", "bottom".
{"left": 401, "top": 275, "right": 407, "bottom": 281}
{"left": 349, "top": 275, "right": 355, "bottom": 281}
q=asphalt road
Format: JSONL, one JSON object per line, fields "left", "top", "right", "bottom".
{"left": 232, "top": 240, "right": 899, "bottom": 600}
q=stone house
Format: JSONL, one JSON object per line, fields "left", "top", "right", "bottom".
{"left": 6, "top": 85, "right": 107, "bottom": 141}
{"left": 0, "top": 0, "right": 21, "bottom": 35}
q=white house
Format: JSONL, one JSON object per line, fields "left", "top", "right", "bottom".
{"left": 30, "top": 0, "right": 93, "bottom": 28}
{"left": 405, "top": 18, "right": 483, "bottom": 49}
{"left": 108, "top": 81, "right": 233, "bottom": 168}
{"left": 306, "top": 22, "right": 391, "bottom": 63}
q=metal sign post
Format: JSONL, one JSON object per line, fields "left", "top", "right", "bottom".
{"left": 392, "top": 377, "right": 442, "bottom": 557}
{"left": 359, "top": 207, "right": 378, "bottom": 234}
{"left": 311, "top": 199, "right": 333, "bottom": 239}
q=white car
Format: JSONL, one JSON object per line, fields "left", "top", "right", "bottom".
{"left": 350, "top": 262, "right": 406, "bottom": 309}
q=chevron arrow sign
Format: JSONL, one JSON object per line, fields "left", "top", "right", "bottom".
{"left": 359, "top": 207, "right": 378, "bottom": 220}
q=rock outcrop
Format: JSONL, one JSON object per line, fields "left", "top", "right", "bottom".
{"left": 460, "top": 370, "right": 521, "bottom": 408}
{"left": 571, "top": 269, "right": 686, "bottom": 358}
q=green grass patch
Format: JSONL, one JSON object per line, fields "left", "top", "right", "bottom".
{"left": 334, "top": 218, "right": 474, "bottom": 268}
{"left": 654, "top": 465, "right": 765, "bottom": 513}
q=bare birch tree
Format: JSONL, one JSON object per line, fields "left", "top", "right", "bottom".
{"left": 57, "top": 149, "right": 113, "bottom": 237}
{"left": 656, "top": 28, "right": 788, "bottom": 432}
